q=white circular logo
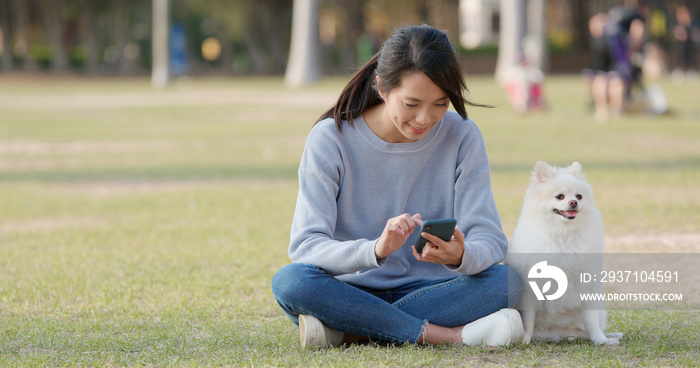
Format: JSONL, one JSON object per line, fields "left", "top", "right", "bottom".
{"left": 528, "top": 261, "right": 568, "bottom": 301}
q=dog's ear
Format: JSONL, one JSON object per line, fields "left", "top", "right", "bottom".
{"left": 532, "top": 161, "right": 555, "bottom": 183}
{"left": 568, "top": 161, "right": 584, "bottom": 178}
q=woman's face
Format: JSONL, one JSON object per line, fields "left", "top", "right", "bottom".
{"left": 377, "top": 71, "right": 450, "bottom": 143}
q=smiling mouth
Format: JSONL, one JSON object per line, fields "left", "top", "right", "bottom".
{"left": 553, "top": 209, "right": 578, "bottom": 220}
{"left": 408, "top": 124, "right": 428, "bottom": 134}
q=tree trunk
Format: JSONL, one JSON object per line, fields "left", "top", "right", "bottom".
{"left": 0, "top": 0, "right": 13, "bottom": 71}
{"left": 114, "top": 0, "right": 133, "bottom": 74}
{"left": 242, "top": 2, "right": 269, "bottom": 74}
{"left": 338, "top": 0, "right": 365, "bottom": 69}
{"left": 265, "top": 0, "right": 293, "bottom": 73}
{"left": 218, "top": 29, "right": 233, "bottom": 75}
{"left": 571, "top": 0, "right": 589, "bottom": 51}
{"left": 526, "top": 0, "right": 547, "bottom": 72}
{"left": 495, "top": 0, "right": 525, "bottom": 84}
{"left": 78, "top": 0, "right": 99, "bottom": 74}
{"left": 151, "top": 0, "right": 169, "bottom": 88}
{"left": 284, "top": 0, "right": 320, "bottom": 87}
{"left": 11, "top": 0, "right": 37, "bottom": 71}
{"left": 39, "top": 0, "right": 69, "bottom": 72}
{"left": 243, "top": 21, "right": 268, "bottom": 74}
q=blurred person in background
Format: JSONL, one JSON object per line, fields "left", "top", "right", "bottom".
{"left": 671, "top": 4, "right": 700, "bottom": 84}
{"left": 583, "top": 1, "right": 649, "bottom": 122}
{"left": 608, "top": 0, "right": 649, "bottom": 92}
{"left": 583, "top": 12, "right": 628, "bottom": 122}
{"left": 504, "top": 40, "right": 547, "bottom": 114}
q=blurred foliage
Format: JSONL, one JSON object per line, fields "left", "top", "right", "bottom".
{"left": 0, "top": 0, "right": 687, "bottom": 76}
{"left": 0, "top": 0, "right": 464, "bottom": 75}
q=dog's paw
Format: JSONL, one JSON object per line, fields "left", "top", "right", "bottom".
{"left": 606, "top": 332, "right": 624, "bottom": 339}
{"left": 591, "top": 334, "right": 620, "bottom": 345}
{"left": 601, "top": 332, "right": 623, "bottom": 345}
{"left": 592, "top": 333, "right": 622, "bottom": 345}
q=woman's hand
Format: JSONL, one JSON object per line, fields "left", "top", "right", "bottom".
{"left": 411, "top": 226, "right": 465, "bottom": 267}
{"left": 375, "top": 213, "right": 422, "bottom": 259}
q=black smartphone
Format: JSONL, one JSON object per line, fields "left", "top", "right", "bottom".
{"left": 414, "top": 218, "right": 456, "bottom": 253}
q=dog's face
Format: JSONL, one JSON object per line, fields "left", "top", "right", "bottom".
{"left": 525, "top": 161, "right": 595, "bottom": 223}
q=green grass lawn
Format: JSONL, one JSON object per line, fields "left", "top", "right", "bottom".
{"left": 0, "top": 75, "right": 698, "bottom": 367}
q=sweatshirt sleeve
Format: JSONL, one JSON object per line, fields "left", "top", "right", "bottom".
{"left": 287, "top": 123, "right": 381, "bottom": 275}
{"left": 447, "top": 121, "right": 508, "bottom": 275}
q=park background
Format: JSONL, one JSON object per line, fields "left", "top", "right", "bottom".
{"left": 1, "top": 0, "right": 698, "bottom": 78}
{"left": 1, "top": 0, "right": 700, "bottom": 367}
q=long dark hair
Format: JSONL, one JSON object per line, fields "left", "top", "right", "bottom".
{"left": 317, "top": 24, "right": 487, "bottom": 131}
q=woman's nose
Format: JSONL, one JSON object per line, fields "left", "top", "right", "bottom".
{"left": 415, "top": 109, "right": 432, "bottom": 125}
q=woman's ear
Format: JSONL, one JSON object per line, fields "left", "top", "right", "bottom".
{"left": 375, "top": 76, "right": 385, "bottom": 99}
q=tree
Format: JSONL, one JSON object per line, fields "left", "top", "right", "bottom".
{"left": 10, "top": 0, "right": 37, "bottom": 71}
{"left": 152, "top": 0, "right": 169, "bottom": 88}
{"left": 78, "top": 0, "right": 99, "bottom": 74}
{"left": 38, "top": 0, "right": 69, "bottom": 72}
{"left": 495, "top": 0, "right": 524, "bottom": 84}
{"left": 570, "top": 0, "right": 590, "bottom": 51}
{"left": 526, "top": 0, "right": 547, "bottom": 72}
{"left": 285, "top": 0, "right": 321, "bottom": 87}
{"left": 495, "top": 0, "right": 546, "bottom": 84}
{"left": 114, "top": 0, "right": 131, "bottom": 74}
{"left": 337, "top": 0, "right": 367, "bottom": 70}
{"left": 0, "top": 0, "right": 13, "bottom": 71}
{"left": 181, "top": 0, "right": 292, "bottom": 75}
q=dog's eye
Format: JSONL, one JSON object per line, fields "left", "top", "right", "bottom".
{"left": 555, "top": 194, "right": 565, "bottom": 200}
{"left": 576, "top": 194, "right": 583, "bottom": 200}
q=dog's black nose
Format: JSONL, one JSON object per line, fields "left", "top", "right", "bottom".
{"left": 569, "top": 200, "right": 578, "bottom": 208}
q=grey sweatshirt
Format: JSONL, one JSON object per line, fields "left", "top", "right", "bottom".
{"left": 289, "top": 111, "right": 507, "bottom": 289}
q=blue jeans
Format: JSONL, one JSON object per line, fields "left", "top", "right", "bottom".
{"left": 271, "top": 263, "right": 523, "bottom": 345}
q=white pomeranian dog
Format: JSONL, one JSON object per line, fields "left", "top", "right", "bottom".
{"left": 505, "top": 161, "right": 622, "bottom": 345}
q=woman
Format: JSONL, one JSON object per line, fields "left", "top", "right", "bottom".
{"left": 271, "top": 24, "right": 523, "bottom": 347}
